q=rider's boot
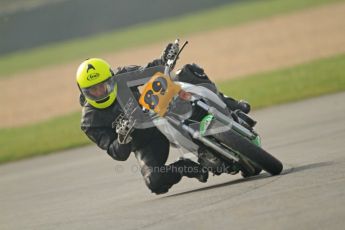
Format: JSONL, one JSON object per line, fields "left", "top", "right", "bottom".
{"left": 219, "top": 93, "right": 251, "bottom": 114}
{"left": 219, "top": 93, "right": 257, "bottom": 129}
{"left": 172, "top": 158, "right": 209, "bottom": 183}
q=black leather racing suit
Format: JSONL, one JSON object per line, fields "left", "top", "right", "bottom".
{"left": 80, "top": 60, "right": 246, "bottom": 194}
{"left": 81, "top": 60, "right": 188, "bottom": 194}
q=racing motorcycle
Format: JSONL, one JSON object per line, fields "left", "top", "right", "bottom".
{"left": 115, "top": 40, "right": 283, "bottom": 178}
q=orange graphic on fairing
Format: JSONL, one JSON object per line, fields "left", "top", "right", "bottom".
{"left": 139, "top": 72, "right": 181, "bottom": 117}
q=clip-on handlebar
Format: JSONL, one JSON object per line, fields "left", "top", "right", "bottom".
{"left": 164, "top": 39, "right": 189, "bottom": 76}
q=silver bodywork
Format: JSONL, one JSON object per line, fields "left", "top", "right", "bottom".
{"left": 152, "top": 81, "right": 249, "bottom": 161}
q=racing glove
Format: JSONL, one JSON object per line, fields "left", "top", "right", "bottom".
{"left": 114, "top": 113, "right": 135, "bottom": 145}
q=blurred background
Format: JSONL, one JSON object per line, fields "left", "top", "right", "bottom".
{"left": 0, "top": 0, "right": 235, "bottom": 54}
{"left": 0, "top": 0, "right": 344, "bottom": 163}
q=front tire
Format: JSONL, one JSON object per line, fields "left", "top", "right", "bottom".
{"left": 213, "top": 130, "right": 283, "bottom": 176}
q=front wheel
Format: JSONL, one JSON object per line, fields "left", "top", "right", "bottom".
{"left": 213, "top": 130, "right": 283, "bottom": 176}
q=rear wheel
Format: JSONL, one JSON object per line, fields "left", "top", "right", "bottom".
{"left": 213, "top": 130, "right": 283, "bottom": 175}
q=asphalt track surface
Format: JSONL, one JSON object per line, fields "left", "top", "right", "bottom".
{"left": 1, "top": 92, "right": 345, "bottom": 230}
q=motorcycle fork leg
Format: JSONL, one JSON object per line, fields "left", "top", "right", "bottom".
{"left": 195, "top": 100, "right": 256, "bottom": 140}
{"left": 166, "top": 116, "right": 240, "bottom": 162}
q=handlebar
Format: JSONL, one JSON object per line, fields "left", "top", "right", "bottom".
{"left": 164, "top": 39, "right": 189, "bottom": 76}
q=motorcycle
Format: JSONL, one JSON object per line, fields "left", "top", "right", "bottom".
{"left": 115, "top": 39, "right": 283, "bottom": 178}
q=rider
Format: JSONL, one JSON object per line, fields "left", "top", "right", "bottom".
{"left": 76, "top": 44, "right": 251, "bottom": 194}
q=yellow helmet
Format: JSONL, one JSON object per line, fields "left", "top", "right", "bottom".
{"left": 76, "top": 58, "right": 117, "bottom": 109}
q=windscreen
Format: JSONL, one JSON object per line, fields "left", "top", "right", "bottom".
{"left": 115, "top": 65, "right": 165, "bottom": 129}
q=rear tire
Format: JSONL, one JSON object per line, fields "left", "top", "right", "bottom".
{"left": 213, "top": 130, "right": 283, "bottom": 175}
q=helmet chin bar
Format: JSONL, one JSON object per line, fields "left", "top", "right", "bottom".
{"left": 95, "top": 96, "right": 110, "bottom": 104}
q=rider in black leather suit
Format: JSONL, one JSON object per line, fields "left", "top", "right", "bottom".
{"left": 78, "top": 46, "right": 250, "bottom": 194}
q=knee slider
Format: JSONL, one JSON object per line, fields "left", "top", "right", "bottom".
{"left": 144, "top": 171, "right": 169, "bottom": 194}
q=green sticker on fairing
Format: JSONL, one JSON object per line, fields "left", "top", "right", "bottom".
{"left": 200, "top": 114, "right": 214, "bottom": 136}
{"left": 252, "top": 135, "right": 262, "bottom": 147}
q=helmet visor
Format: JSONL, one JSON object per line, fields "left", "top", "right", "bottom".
{"left": 81, "top": 77, "right": 115, "bottom": 101}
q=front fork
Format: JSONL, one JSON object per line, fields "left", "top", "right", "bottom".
{"left": 166, "top": 99, "right": 261, "bottom": 165}
{"left": 166, "top": 115, "right": 240, "bottom": 162}
{"left": 195, "top": 100, "right": 256, "bottom": 140}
